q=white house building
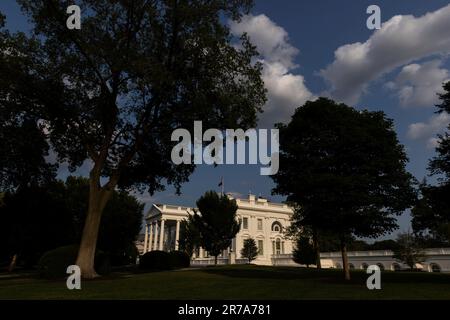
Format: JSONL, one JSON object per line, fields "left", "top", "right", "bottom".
{"left": 142, "top": 194, "right": 294, "bottom": 265}
{"left": 141, "top": 193, "right": 450, "bottom": 272}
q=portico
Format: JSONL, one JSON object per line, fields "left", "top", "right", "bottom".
{"left": 143, "top": 205, "right": 187, "bottom": 252}
{"left": 142, "top": 194, "right": 295, "bottom": 265}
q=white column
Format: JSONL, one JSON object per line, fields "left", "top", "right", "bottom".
{"left": 143, "top": 224, "right": 149, "bottom": 253}
{"left": 148, "top": 223, "right": 154, "bottom": 252}
{"left": 199, "top": 247, "right": 204, "bottom": 258}
{"left": 175, "top": 220, "right": 180, "bottom": 250}
{"left": 153, "top": 222, "right": 158, "bottom": 251}
{"left": 159, "top": 219, "right": 165, "bottom": 251}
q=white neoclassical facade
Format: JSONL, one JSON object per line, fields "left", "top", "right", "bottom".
{"left": 142, "top": 194, "right": 294, "bottom": 265}
{"left": 141, "top": 193, "right": 450, "bottom": 272}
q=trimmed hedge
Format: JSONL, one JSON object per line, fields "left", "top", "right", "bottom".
{"left": 38, "top": 245, "right": 111, "bottom": 279}
{"left": 139, "top": 250, "right": 172, "bottom": 270}
{"left": 169, "top": 251, "right": 190, "bottom": 269}
{"left": 139, "top": 250, "right": 190, "bottom": 271}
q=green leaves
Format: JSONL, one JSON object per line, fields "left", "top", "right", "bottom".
{"left": 11, "top": 0, "right": 265, "bottom": 195}
{"left": 241, "top": 238, "right": 258, "bottom": 263}
{"left": 192, "top": 191, "right": 240, "bottom": 258}
{"left": 272, "top": 97, "right": 417, "bottom": 239}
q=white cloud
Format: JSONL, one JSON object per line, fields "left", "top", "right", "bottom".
{"left": 321, "top": 4, "right": 450, "bottom": 105}
{"left": 407, "top": 112, "right": 450, "bottom": 149}
{"left": 230, "top": 14, "right": 315, "bottom": 127}
{"left": 386, "top": 60, "right": 449, "bottom": 107}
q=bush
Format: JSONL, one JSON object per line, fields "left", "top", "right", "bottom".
{"left": 109, "top": 244, "right": 139, "bottom": 266}
{"left": 38, "top": 245, "right": 111, "bottom": 279}
{"left": 139, "top": 251, "right": 172, "bottom": 271}
{"left": 95, "top": 251, "right": 112, "bottom": 275}
{"left": 169, "top": 251, "right": 190, "bottom": 269}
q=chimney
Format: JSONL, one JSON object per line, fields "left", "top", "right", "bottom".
{"left": 248, "top": 194, "right": 255, "bottom": 203}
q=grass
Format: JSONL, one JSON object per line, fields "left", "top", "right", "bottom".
{"left": 1, "top": 265, "right": 450, "bottom": 300}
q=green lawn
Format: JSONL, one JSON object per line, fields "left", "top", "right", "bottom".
{"left": 1, "top": 265, "right": 450, "bottom": 300}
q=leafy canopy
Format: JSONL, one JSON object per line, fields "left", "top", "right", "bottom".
{"left": 240, "top": 238, "right": 258, "bottom": 263}
{"left": 272, "top": 98, "right": 417, "bottom": 240}
{"left": 13, "top": 0, "right": 266, "bottom": 194}
{"left": 192, "top": 191, "right": 240, "bottom": 258}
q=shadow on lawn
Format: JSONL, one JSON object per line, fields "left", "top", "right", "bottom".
{"left": 198, "top": 265, "right": 450, "bottom": 285}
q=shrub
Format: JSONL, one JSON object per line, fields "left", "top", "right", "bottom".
{"left": 95, "top": 251, "right": 112, "bottom": 275}
{"left": 38, "top": 245, "right": 111, "bottom": 278}
{"left": 139, "top": 251, "right": 172, "bottom": 270}
{"left": 109, "top": 244, "right": 139, "bottom": 266}
{"left": 169, "top": 251, "right": 190, "bottom": 269}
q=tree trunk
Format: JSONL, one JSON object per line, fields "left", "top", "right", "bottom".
{"left": 8, "top": 254, "right": 18, "bottom": 272}
{"left": 312, "top": 229, "right": 321, "bottom": 269}
{"left": 214, "top": 255, "right": 218, "bottom": 265}
{"left": 75, "top": 175, "right": 114, "bottom": 279}
{"left": 340, "top": 239, "right": 351, "bottom": 280}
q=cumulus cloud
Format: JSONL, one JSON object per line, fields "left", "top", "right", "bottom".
{"left": 407, "top": 112, "right": 450, "bottom": 149}
{"left": 229, "top": 14, "right": 315, "bottom": 127}
{"left": 386, "top": 60, "right": 449, "bottom": 107}
{"left": 321, "top": 4, "right": 450, "bottom": 105}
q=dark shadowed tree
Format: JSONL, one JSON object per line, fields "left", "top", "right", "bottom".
{"left": 0, "top": 176, "right": 143, "bottom": 269}
{"left": 63, "top": 176, "right": 144, "bottom": 265}
{"left": 0, "top": 14, "right": 56, "bottom": 191}
{"left": 412, "top": 82, "right": 450, "bottom": 245}
{"left": 0, "top": 182, "right": 73, "bottom": 270}
{"left": 193, "top": 191, "right": 240, "bottom": 265}
{"left": 272, "top": 98, "right": 417, "bottom": 280}
{"left": 412, "top": 182, "right": 450, "bottom": 245}
{"left": 292, "top": 236, "right": 316, "bottom": 268}
{"left": 12, "top": 0, "right": 265, "bottom": 277}
{"left": 240, "top": 238, "right": 258, "bottom": 264}
{"left": 392, "top": 231, "right": 426, "bottom": 270}
{"left": 429, "top": 81, "right": 450, "bottom": 185}
{"left": 369, "top": 239, "right": 400, "bottom": 251}
{"left": 178, "top": 215, "right": 201, "bottom": 258}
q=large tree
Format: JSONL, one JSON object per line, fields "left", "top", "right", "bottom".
{"left": 430, "top": 81, "right": 450, "bottom": 183}
{"left": 0, "top": 176, "right": 144, "bottom": 269}
{"left": 0, "top": 182, "right": 72, "bottom": 269}
{"left": 192, "top": 191, "right": 240, "bottom": 265}
{"left": 272, "top": 98, "right": 416, "bottom": 280}
{"left": 412, "top": 182, "right": 450, "bottom": 245}
{"left": 11, "top": 0, "right": 265, "bottom": 277}
{"left": 63, "top": 176, "right": 144, "bottom": 265}
{"left": 392, "top": 231, "right": 426, "bottom": 270}
{"left": 0, "top": 13, "right": 56, "bottom": 191}
{"left": 412, "top": 82, "right": 450, "bottom": 244}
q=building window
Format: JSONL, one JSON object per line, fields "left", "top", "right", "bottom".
{"left": 257, "top": 240, "right": 264, "bottom": 255}
{"left": 271, "top": 221, "right": 282, "bottom": 232}
{"left": 430, "top": 263, "right": 441, "bottom": 273}
{"left": 275, "top": 239, "right": 281, "bottom": 255}
{"left": 257, "top": 219, "right": 263, "bottom": 231}
{"left": 243, "top": 217, "right": 248, "bottom": 229}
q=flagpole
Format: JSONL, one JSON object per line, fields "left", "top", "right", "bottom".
{"left": 222, "top": 177, "right": 224, "bottom": 196}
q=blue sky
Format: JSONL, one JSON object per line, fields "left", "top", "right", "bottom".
{"left": 2, "top": 1, "right": 450, "bottom": 240}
